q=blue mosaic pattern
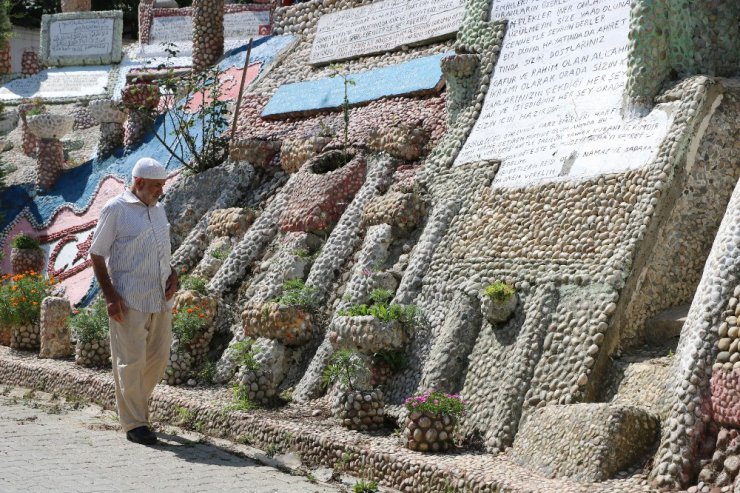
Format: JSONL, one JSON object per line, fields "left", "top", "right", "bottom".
{"left": 261, "top": 53, "right": 451, "bottom": 118}
{"left": 0, "top": 35, "right": 297, "bottom": 232}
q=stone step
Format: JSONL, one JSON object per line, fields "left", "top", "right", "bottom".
{"left": 646, "top": 304, "right": 690, "bottom": 343}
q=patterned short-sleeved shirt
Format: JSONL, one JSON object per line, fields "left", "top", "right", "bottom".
{"left": 89, "top": 190, "right": 172, "bottom": 313}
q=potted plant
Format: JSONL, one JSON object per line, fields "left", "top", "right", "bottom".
{"left": 165, "top": 300, "right": 215, "bottom": 385}
{"left": 332, "top": 289, "right": 416, "bottom": 354}
{"left": 70, "top": 297, "right": 110, "bottom": 367}
{"left": 323, "top": 348, "right": 384, "bottom": 431}
{"left": 403, "top": 390, "right": 465, "bottom": 453}
{"left": 241, "top": 279, "right": 316, "bottom": 346}
{"left": 0, "top": 271, "right": 54, "bottom": 350}
{"left": 10, "top": 233, "right": 45, "bottom": 275}
{"left": 480, "top": 281, "right": 517, "bottom": 324}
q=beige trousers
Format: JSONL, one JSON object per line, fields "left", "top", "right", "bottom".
{"left": 109, "top": 309, "right": 172, "bottom": 433}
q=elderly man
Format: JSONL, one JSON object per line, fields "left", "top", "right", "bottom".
{"left": 89, "top": 157, "right": 178, "bottom": 445}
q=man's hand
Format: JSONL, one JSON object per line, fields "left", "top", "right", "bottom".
{"left": 107, "top": 294, "right": 127, "bottom": 323}
{"left": 165, "top": 270, "right": 179, "bottom": 301}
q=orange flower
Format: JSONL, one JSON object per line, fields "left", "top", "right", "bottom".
{"left": 186, "top": 308, "right": 194, "bottom": 314}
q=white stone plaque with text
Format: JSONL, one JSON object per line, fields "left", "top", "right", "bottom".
{"left": 147, "top": 11, "right": 270, "bottom": 56}
{"left": 0, "top": 67, "right": 110, "bottom": 101}
{"left": 454, "top": 0, "right": 673, "bottom": 188}
{"left": 48, "top": 18, "right": 114, "bottom": 57}
{"left": 310, "top": 0, "right": 465, "bottom": 64}
{"left": 40, "top": 11, "right": 123, "bottom": 66}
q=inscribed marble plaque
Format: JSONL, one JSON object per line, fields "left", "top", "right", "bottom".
{"left": 40, "top": 11, "right": 123, "bottom": 66}
{"left": 150, "top": 16, "right": 192, "bottom": 44}
{"left": 0, "top": 67, "right": 110, "bottom": 102}
{"left": 455, "top": 0, "right": 673, "bottom": 188}
{"left": 48, "top": 19, "right": 113, "bottom": 57}
{"left": 310, "top": 0, "right": 465, "bottom": 64}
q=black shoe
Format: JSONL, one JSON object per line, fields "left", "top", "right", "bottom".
{"left": 126, "top": 426, "right": 158, "bottom": 445}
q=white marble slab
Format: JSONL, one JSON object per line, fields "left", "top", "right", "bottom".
{"left": 455, "top": 0, "right": 673, "bottom": 188}
{"left": 48, "top": 18, "right": 114, "bottom": 58}
{"left": 310, "top": 0, "right": 465, "bottom": 64}
{"left": 0, "top": 66, "right": 111, "bottom": 101}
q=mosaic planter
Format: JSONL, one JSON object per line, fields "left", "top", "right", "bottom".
{"left": 362, "top": 191, "right": 423, "bottom": 231}
{"left": 18, "top": 103, "right": 44, "bottom": 158}
{"left": 280, "top": 136, "right": 332, "bottom": 174}
{"left": 206, "top": 207, "right": 256, "bottom": 239}
{"left": 241, "top": 303, "right": 313, "bottom": 346}
{"left": 237, "top": 368, "right": 279, "bottom": 407}
{"left": 122, "top": 83, "right": 160, "bottom": 149}
{"left": 279, "top": 150, "right": 366, "bottom": 233}
{"left": 404, "top": 411, "right": 456, "bottom": 453}
{"left": 165, "top": 291, "right": 218, "bottom": 385}
{"left": 39, "top": 296, "right": 72, "bottom": 359}
{"left": 480, "top": 294, "right": 517, "bottom": 324}
{"left": 10, "top": 322, "right": 41, "bottom": 351}
{"left": 10, "top": 247, "right": 45, "bottom": 274}
{"left": 75, "top": 337, "right": 111, "bottom": 368}
{"left": 333, "top": 389, "right": 385, "bottom": 431}
{"left": 27, "top": 114, "right": 74, "bottom": 190}
{"left": 89, "top": 99, "right": 127, "bottom": 158}
{"left": 330, "top": 316, "right": 407, "bottom": 354}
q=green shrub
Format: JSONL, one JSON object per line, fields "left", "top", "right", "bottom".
{"left": 210, "top": 246, "right": 230, "bottom": 260}
{"left": 180, "top": 275, "right": 207, "bottom": 295}
{"left": 11, "top": 233, "right": 40, "bottom": 250}
{"left": 271, "top": 279, "right": 318, "bottom": 310}
{"left": 368, "top": 288, "right": 393, "bottom": 305}
{"left": 322, "top": 349, "right": 363, "bottom": 391}
{"left": 373, "top": 349, "right": 407, "bottom": 373}
{"left": 483, "top": 281, "right": 515, "bottom": 303}
{"left": 0, "top": 271, "right": 54, "bottom": 325}
{"left": 172, "top": 303, "right": 208, "bottom": 345}
{"left": 231, "top": 339, "right": 260, "bottom": 371}
{"left": 353, "top": 479, "right": 379, "bottom": 493}
{"left": 70, "top": 298, "right": 109, "bottom": 342}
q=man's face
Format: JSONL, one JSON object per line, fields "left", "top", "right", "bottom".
{"left": 134, "top": 177, "right": 166, "bottom": 205}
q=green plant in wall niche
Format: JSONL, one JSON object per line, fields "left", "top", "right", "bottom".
{"left": 353, "top": 479, "right": 379, "bottom": 493}
{"left": 180, "top": 275, "right": 208, "bottom": 295}
{"left": 373, "top": 349, "right": 407, "bottom": 373}
{"left": 328, "top": 63, "right": 356, "bottom": 165}
{"left": 11, "top": 233, "right": 40, "bottom": 250}
{"left": 70, "top": 298, "right": 109, "bottom": 344}
{"left": 368, "top": 288, "right": 393, "bottom": 305}
{"left": 322, "top": 349, "right": 364, "bottom": 391}
{"left": 482, "top": 281, "right": 515, "bottom": 302}
{"left": 271, "top": 279, "right": 319, "bottom": 311}
{"left": 210, "top": 246, "right": 230, "bottom": 260}
{"left": 231, "top": 339, "right": 260, "bottom": 371}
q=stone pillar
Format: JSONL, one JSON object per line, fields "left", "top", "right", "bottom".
{"left": 17, "top": 103, "right": 43, "bottom": 158}
{"left": 61, "top": 0, "right": 91, "bottom": 12}
{"left": 89, "top": 99, "right": 127, "bottom": 158}
{"left": 122, "top": 83, "right": 160, "bottom": 149}
{"left": 192, "top": 0, "right": 224, "bottom": 72}
{"left": 10, "top": 246, "right": 44, "bottom": 275}
{"left": 0, "top": 41, "right": 10, "bottom": 76}
{"left": 39, "top": 297, "right": 72, "bottom": 359}
{"left": 27, "top": 114, "right": 74, "bottom": 191}
{"left": 21, "top": 50, "right": 41, "bottom": 77}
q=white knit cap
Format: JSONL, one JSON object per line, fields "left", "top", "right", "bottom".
{"left": 132, "top": 158, "right": 168, "bottom": 180}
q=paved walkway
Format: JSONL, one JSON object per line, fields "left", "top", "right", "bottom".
{"left": 0, "top": 387, "right": 342, "bottom": 493}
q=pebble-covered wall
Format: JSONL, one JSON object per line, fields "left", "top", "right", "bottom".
{"left": 183, "top": 0, "right": 740, "bottom": 483}
{"left": 650, "top": 178, "right": 740, "bottom": 489}
{"left": 626, "top": 0, "right": 740, "bottom": 111}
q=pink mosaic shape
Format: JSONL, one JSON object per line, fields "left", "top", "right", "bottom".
{"left": 711, "top": 367, "right": 740, "bottom": 427}
{"left": 279, "top": 150, "right": 365, "bottom": 233}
